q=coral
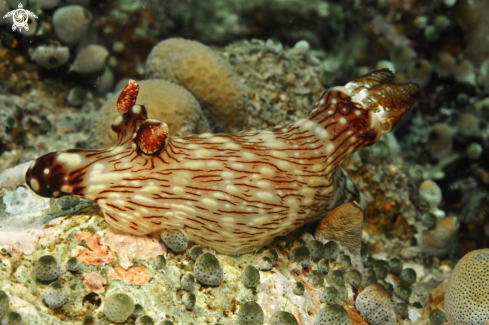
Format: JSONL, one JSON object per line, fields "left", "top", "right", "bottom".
{"left": 34, "top": 255, "right": 62, "bottom": 282}
{"left": 71, "top": 45, "right": 109, "bottom": 75}
{"left": 0, "top": 230, "right": 43, "bottom": 254}
{"left": 262, "top": 249, "right": 279, "bottom": 265}
{"left": 160, "top": 229, "right": 188, "bottom": 252}
{"left": 323, "top": 241, "right": 340, "bottom": 260}
{"left": 81, "top": 315, "right": 98, "bottom": 325}
{"left": 108, "top": 266, "right": 150, "bottom": 285}
{"left": 72, "top": 232, "right": 115, "bottom": 266}
{"left": 306, "top": 240, "right": 325, "bottom": 260}
{"left": 181, "top": 273, "right": 195, "bottom": 292}
{"left": 100, "top": 229, "right": 166, "bottom": 269}
{"left": 189, "top": 246, "right": 205, "bottom": 261}
{"left": 293, "top": 282, "right": 305, "bottom": 295}
{"left": 7, "top": 311, "right": 22, "bottom": 325}
{"left": 345, "top": 269, "right": 362, "bottom": 288}
{"left": 25, "top": 70, "right": 418, "bottom": 255}
{"left": 154, "top": 255, "right": 166, "bottom": 270}
{"left": 256, "top": 256, "right": 273, "bottom": 271}
{"left": 394, "top": 281, "right": 412, "bottom": 302}
{"left": 418, "top": 180, "right": 442, "bottom": 209}
{"left": 270, "top": 311, "right": 299, "bottom": 325}
{"left": 326, "top": 270, "right": 345, "bottom": 287}
{"left": 315, "top": 202, "right": 364, "bottom": 269}
{"left": 445, "top": 249, "right": 489, "bottom": 325}
{"left": 136, "top": 315, "right": 155, "bottom": 325}
{"left": 429, "top": 310, "right": 446, "bottom": 325}
{"left": 241, "top": 265, "right": 260, "bottom": 288}
{"left": 57, "top": 196, "right": 80, "bottom": 210}
{"left": 42, "top": 282, "right": 69, "bottom": 309}
{"left": 31, "top": 46, "right": 70, "bottom": 70}
{"left": 427, "top": 123, "right": 453, "bottom": 160}
{"left": 182, "top": 292, "right": 196, "bottom": 310}
{"left": 314, "top": 304, "right": 352, "bottom": 325}
{"left": 91, "top": 79, "right": 210, "bottom": 149}
{"left": 83, "top": 272, "right": 106, "bottom": 294}
{"left": 194, "top": 252, "right": 223, "bottom": 286}
{"left": 417, "top": 217, "right": 459, "bottom": 257}
{"left": 290, "top": 246, "right": 311, "bottom": 268}
{"left": 52, "top": 5, "right": 91, "bottom": 44}
{"left": 0, "top": 290, "right": 9, "bottom": 319}
{"left": 132, "top": 303, "right": 145, "bottom": 319}
{"left": 320, "top": 287, "right": 340, "bottom": 304}
{"left": 145, "top": 38, "right": 250, "bottom": 133}
{"left": 3, "top": 186, "right": 41, "bottom": 214}
{"left": 103, "top": 293, "right": 135, "bottom": 323}
{"left": 355, "top": 284, "right": 396, "bottom": 325}
{"left": 400, "top": 268, "right": 417, "bottom": 284}
{"left": 237, "top": 301, "right": 265, "bottom": 325}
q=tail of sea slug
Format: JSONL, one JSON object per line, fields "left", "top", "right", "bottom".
{"left": 307, "top": 69, "right": 419, "bottom": 145}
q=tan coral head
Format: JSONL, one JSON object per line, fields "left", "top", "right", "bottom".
{"left": 343, "top": 69, "right": 419, "bottom": 139}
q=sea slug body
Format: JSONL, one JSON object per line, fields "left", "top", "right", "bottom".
{"left": 25, "top": 69, "right": 418, "bottom": 255}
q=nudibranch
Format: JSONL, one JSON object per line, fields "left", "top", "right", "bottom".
{"left": 25, "top": 69, "right": 418, "bottom": 254}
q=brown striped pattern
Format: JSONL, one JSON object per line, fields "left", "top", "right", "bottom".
{"left": 25, "top": 70, "right": 418, "bottom": 254}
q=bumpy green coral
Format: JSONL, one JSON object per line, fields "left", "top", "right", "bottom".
{"left": 326, "top": 270, "right": 344, "bottom": 287}
{"left": 132, "top": 304, "right": 145, "bottom": 319}
{"left": 182, "top": 292, "right": 196, "bottom": 310}
{"left": 293, "top": 282, "right": 305, "bottom": 295}
{"left": 318, "top": 258, "right": 330, "bottom": 273}
{"left": 361, "top": 268, "right": 377, "bottom": 288}
{"left": 400, "top": 268, "right": 417, "bottom": 284}
{"left": 371, "top": 259, "right": 389, "bottom": 280}
{"left": 308, "top": 270, "right": 324, "bottom": 287}
{"left": 394, "top": 281, "right": 412, "bottom": 302}
{"left": 194, "top": 253, "right": 223, "bottom": 286}
{"left": 7, "top": 311, "right": 23, "bottom": 325}
{"left": 429, "top": 310, "right": 446, "bottom": 325}
{"left": 323, "top": 241, "right": 340, "bottom": 260}
{"left": 237, "top": 302, "right": 264, "bottom": 325}
{"left": 66, "top": 257, "right": 82, "bottom": 272}
{"left": 158, "top": 320, "right": 174, "bottom": 325}
{"left": 336, "top": 254, "right": 352, "bottom": 271}
{"left": 181, "top": 273, "right": 196, "bottom": 292}
{"left": 270, "top": 311, "right": 298, "bottom": 325}
{"left": 160, "top": 229, "right": 188, "bottom": 252}
{"left": 388, "top": 258, "right": 403, "bottom": 275}
{"left": 290, "top": 246, "right": 311, "bottom": 268}
{"left": 136, "top": 315, "right": 155, "bottom": 325}
{"left": 320, "top": 286, "right": 340, "bottom": 304}
{"left": 306, "top": 240, "right": 325, "bottom": 260}
{"left": 394, "top": 302, "right": 408, "bottom": 318}
{"left": 42, "top": 282, "right": 69, "bottom": 309}
{"left": 256, "top": 256, "right": 273, "bottom": 271}
{"left": 241, "top": 265, "right": 260, "bottom": 288}
{"left": 81, "top": 315, "right": 98, "bottom": 325}
{"left": 314, "top": 304, "right": 352, "bottom": 325}
{"left": 155, "top": 255, "right": 166, "bottom": 271}
{"left": 345, "top": 269, "right": 362, "bottom": 288}
{"left": 104, "top": 293, "right": 135, "bottom": 323}
{"left": 262, "top": 249, "right": 279, "bottom": 265}
{"left": 189, "top": 246, "right": 205, "bottom": 261}
{"left": 35, "top": 255, "right": 62, "bottom": 282}
{"left": 0, "top": 290, "right": 9, "bottom": 319}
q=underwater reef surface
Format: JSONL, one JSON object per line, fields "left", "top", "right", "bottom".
{"left": 0, "top": 0, "right": 489, "bottom": 324}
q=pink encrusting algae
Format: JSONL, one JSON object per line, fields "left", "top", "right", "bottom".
{"left": 25, "top": 69, "right": 418, "bottom": 255}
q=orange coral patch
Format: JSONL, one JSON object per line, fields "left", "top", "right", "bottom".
{"left": 108, "top": 266, "right": 150, "bottom": 285}
{"left": 72, "top": 232, "right": 115, "bottom": 266}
